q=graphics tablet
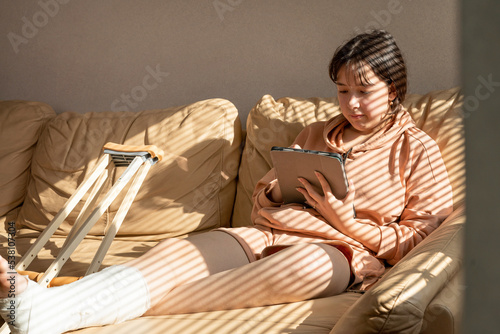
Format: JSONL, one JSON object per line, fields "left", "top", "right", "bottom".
{"left": 270, "top": 146, "right": 349, "bottom": 204}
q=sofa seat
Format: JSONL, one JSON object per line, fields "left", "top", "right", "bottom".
{"left": 71, "top": 293, "right": 360, "bottom": 334}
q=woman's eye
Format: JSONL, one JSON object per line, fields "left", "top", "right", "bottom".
{"left": 338, "top": 90, "right": 348, "bottom": 94}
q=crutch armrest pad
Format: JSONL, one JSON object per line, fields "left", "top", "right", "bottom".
{"left": 103, "top": 142, "right": 164, "bottom": 162}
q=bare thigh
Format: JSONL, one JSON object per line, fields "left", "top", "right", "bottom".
{"left": 127, "top": 231, "right": 249, "bottom": 307}
{"left": 146, "top": 242, "right": 351, "bottom": 315}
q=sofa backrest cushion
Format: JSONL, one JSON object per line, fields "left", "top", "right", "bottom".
{"left": 403, "top": 88, "right": 465, "bottom": 207}
{"left": 17, "top": 99, "right": 242, "bottom": 240}
{"left": 0, "top": 101, "right": 56, "bottom": 217}
{"left": 232, "top": 88, "right": 464, "bottom": 227}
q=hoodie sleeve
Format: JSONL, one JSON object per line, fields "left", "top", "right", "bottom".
{"left": 250, "top": 123, "right": 319, "bottom": 223}
{"left": 250, "top": 168, "right": 282, "bottom": 222}
{"left": 375, "top": 130, "right": 454, "bottom": 265}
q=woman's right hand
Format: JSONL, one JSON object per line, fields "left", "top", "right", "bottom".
{"left": 267, "top": 178, "right": 283, "bottom": 203}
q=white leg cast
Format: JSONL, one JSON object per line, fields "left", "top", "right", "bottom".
{"left": 0, "top": 265, "right": 150, "bottom": 334}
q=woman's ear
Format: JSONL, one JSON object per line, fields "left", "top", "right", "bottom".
{"left": 388, "top": 82, "right": 397, "bottom": 102}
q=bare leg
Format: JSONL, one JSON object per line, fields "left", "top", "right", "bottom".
{"left": 126, "top": 231, "right": 250, "bottom": 308}
{"left": 146, "top": 243, "right": 350, "bottom": 315}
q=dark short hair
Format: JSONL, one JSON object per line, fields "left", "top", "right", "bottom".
{"left": 328, "top": 30, "right": 407, "bottom": 112}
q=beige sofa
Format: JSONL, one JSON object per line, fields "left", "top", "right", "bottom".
{"left": 0, "top": 88, "right": 465, "bottom": 333}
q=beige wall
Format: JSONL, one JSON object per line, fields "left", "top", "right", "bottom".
{"left": 462, "top": 0, "right": 500, "bottom": 332}
{"left": 0, "top": 0, "right": 459, "bottom": 122}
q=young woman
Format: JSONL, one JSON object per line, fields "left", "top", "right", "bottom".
{"left": 0, "top": 30, "right": 453, "bottom": 334}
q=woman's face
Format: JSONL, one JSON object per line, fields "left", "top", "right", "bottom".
{"left": 336, "top": 64, "right": 396, "bottom": 135}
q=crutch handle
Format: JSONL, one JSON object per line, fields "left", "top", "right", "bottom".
{"left": 18, "top": 270, "right": 83, "bottom": 287}
{"left": 103, "top": 142, "right": 164, "bottom": 162}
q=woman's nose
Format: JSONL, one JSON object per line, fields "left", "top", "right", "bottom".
{"left": 348, "top": 94, "right": 360, "bottom": 109}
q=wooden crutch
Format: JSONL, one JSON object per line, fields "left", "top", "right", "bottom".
{"left": 0, "top": 142, "right": 164, "bottom": 334}
{"left": 15, "top": 142, "right": 164, "bottom": 285}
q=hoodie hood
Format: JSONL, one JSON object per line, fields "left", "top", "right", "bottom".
{"left": 323, "top": 109, "right": 416, "bottom": 158}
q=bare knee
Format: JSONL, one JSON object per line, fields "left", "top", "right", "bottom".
{"left": 267, "top": 243, "right": 350, "bottom": 300}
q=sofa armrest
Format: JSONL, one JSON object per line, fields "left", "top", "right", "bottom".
{"left": 420, "top": 266, "right": 464, "bottom": 334}
{"left": 331, "top": 204, "right": 465, "bottom": 334}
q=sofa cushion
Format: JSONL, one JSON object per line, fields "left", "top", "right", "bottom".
{"left": 403, "top": 88, "right": 465, "bottom": 208}
{"left": 70, "top": 292, "right": 360, "bottom": 334}
{"left": 16, "top": 99, "right": 242, "bottom": 240}
{"left": 0, "top": 100, "right": 56, "bottom": 216}
{"left": 231, "top": 88, "right": 464, "bottom": 228}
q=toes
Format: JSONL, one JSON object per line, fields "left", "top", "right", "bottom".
{"left": 0, "top": 257, "right": 9, "bottom": 274}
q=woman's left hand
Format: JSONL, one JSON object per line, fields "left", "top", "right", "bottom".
{"left": 297, "top": 172, "right": 381, "bottom": 253}
{"left": 296, "top": 171, "right": 355, "bottom": 233}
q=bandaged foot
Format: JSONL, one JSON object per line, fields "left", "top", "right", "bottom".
{"left": 0, "top": 263, "right": 150, "bottom": 334}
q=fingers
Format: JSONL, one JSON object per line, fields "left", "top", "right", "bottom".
{"left": 296, "top": 177, "right": 321, "bottom": 209}
{"left": 297, "top": 172, "right": 343, "bottom": 207}
{"left": 342, "top": 179, "right": 355, "bottom": 202}
{"left": 295, "top": 184, "right": 314, "bottom": 205}
{"left": 0, "top": 256, "right": 8, "bottom": 272}
{"left": 297, "top": 172, "right": 331, "bottom": 199}
{"left": 297, "top": 177, "right": 319, "bottom": 199}
{"left": 313, "top": 171, "right": 332, "bottom": 194}
{"left": 348, "top": 179, "right": 355, "bottom": 192}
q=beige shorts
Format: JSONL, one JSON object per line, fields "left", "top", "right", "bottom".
{"left": 216, "top": 226, "right": 354, "bottom": 283}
